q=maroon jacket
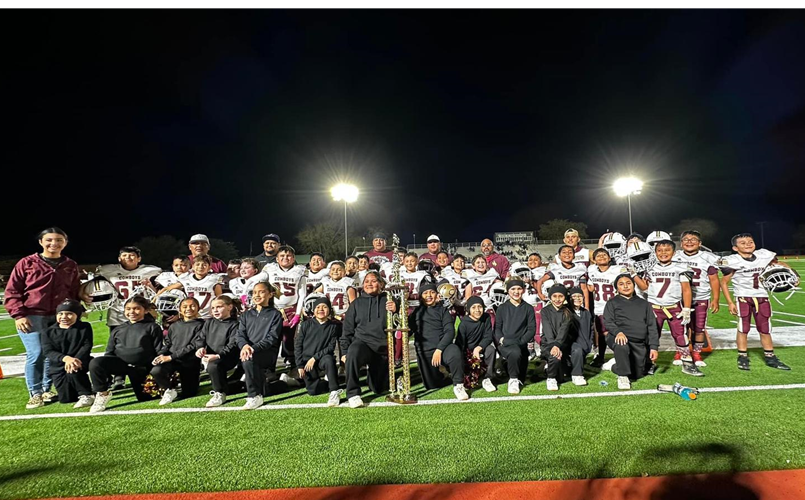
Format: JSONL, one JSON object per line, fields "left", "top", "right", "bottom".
{"left": 486, "top": 253, "right": 510, "bottom": 279}
{"left": 5, "top": 253, "right": 81, "bottom": 319}
{"left": 188, "top": 254, "right": 227, "bottom": 274}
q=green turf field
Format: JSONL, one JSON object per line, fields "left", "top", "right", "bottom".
{"left": 0, "top": 347, "right": 804, "bottom": 500}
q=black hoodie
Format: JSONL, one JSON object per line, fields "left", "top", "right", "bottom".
{"left": 494, "top": 300, "right": 537, "bottom": 347}
{"left": 237, "top": 306, "right": 283, "bottom": 352}
{"left": 105, "top": 319, "right": 163, "bottom": 366}
{"left": 41, "top": 321, "right": 93, "bottom": 373}
{"left": 541, "top": 304, "right": 579, "bottom": 351}
{"left": 341, "top": 291, "right": 395, "bottom": 354}
{"left": 195, "top": 316, "right": 239, "bottom": 357}
{"left": 456, "top": 314, "right": 494, "bottom": 352}
{"left": 294, "top": 318, "right": 341, "bottom": 366}
{"left": 408, "top": 304, "right": 455, "bottom": 352}
{"left": 160, "top": 318, "right": 205, "bottom": 361}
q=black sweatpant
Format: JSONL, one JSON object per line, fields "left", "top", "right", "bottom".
{"left": 302, "top": 354, "right": 339, "bottom": 395}
{"left": 281, "top": 324, "right": 296, "bottom": 369}
{"left": 242, "top": 345, "right": 281, "bottom": 397}
{"left": 345, "top": 340, "right": 390, "bottom": 399}
{"left": 498, "top": 343, "right": 529, "bottom": 380}
{"left": 415, "top": 343, "right": 464, "bottom": 388}
{"left": 151, "top": 357, "right": 201, "bottom": 398}
{"left": 606, "top": 335, "right": 649, "bottom": 379}
{"left": 89, "top": 356, "right": 151, "bottom": 401}
{"left": 51, "top": 368, "right": 92, "bottom": 403}
{"left": 570, "top": 341, "right": 591, "bottom": 376}
{"left": 206, "top": 352, "right": 241, "bottom": 394}
{"left": 541, "top": 343, "right": 572, "bottom": 380}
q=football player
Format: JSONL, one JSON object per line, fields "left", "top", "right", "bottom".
{"left": 464, "top": 254, "right": 503, "bottom": 320}
{"left": 673, "top": 230, "right": 720, "bottom": 367}
{"left": 526, "top": 252, "right": 547, "bottom": 357}
{"left": 633, "top": 240, "right": 700, "bottom": 376}
{"left": 229, "top": 257, "right": 261, "bottom": 309}
{"left": 719, "top": 233, "right": 795, "bottom": 371}
{"left": 435, "top": 250, "right": 451, "bottom": 269}
{"left": 554, "top": 229, "right": 590, "bottom": 267}
{"left": 95, "top": 246, "right": 162, "bottom": 334}
{"left": 315, "top": 261, "right": 357, "bottom": 320}
{"left": 537, "top": 245, "right": 590, "bottom": 309}
{"left": 441, "top": 254, "right": 469, "bottom": 316}
{"left": 344, "top": 255, "right": 359, "bottom": 279}
{"left": 157, "top": 255, "right": 223, "bottom": 319}
{"left": 154, "top": 256, "right": 190, "bottom": 290}
{"left": 221, "top": 259, "right": 242, "bottom": 294}
{"left": 587, "top": 248, "right": 626, "bottom": 367}
{"left": 305, "top": 252, "right": 329, "bottom": 294}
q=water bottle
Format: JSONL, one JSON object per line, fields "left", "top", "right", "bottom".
{"left": 657, "top": 382, "right": 699, "bottom": 400}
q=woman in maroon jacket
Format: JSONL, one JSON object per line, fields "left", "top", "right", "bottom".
{"left": 4, "top": 227, "right": 84, "bottom": 410}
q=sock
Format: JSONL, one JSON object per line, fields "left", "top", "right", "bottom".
{"left": 738, "top": 350, "right": 748, "bottom": 358}
{"left": 677, "top": 346, "right": 691, "bottom": 359}
{"left": 693, "top": 342, "right": 704, "bottom": 352}
{"left": 764, "top": 349, "right": 775, "bottom": 358}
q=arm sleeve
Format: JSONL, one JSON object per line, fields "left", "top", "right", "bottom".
{"left": 69, "top": 263, "right": 81, "bottom": 300}
{"left": 295, "top": 276, "right": 307, "bottom": 317}
{"left": 236, "top": 315, "right": 250, "bottom": 349}
{"left": 194, "top": 322, "right": 209, "bottom": 350}
{"left": 520, "top": 306, "right": 537, "bottom": 346}
{"left": 173, "top": 323, "right": 204, "bottom": 359}
{"left": 4, "top": 260, "right": 28, "bottom": 319}
{"left": 105, "top": 328, "right": 117, "bottom": 355}
{"left": 160, "top": 327, "right": 173, "bottom": 356}
{"left": 254, "top": 311, "right": 282, "bottom": 352}
{"left": 455, "top": 320, "right": 466, "bottom": 351}
{"left": 151, "top": 324, "right": 164, "bottom": 353}
{"left": 553, "top": 314, "right": 571, "bottom": 346}
{"left": 494, "top": 305, "right": 504, "bottom": 341}
{"left": 603, "top": 301, "right": 620, "bottom": 335}
{"left": 294, "top": 321, "right": 306, "bottom": 362}
{"left": 75, "top": 323, "right": 94, "bottom": 360}
{"left": 541, "top": 309, "right": 557, "bottom": 348}
{"left": 646, "top": 302, "right": 660, "bottom": 350}
{"left": 221, "top": 322, "right": 240, "bottom": 356}
{"left": 314, "top": 322, "right": 340, "bottom": 360}
{"left": 437, "top": 308, "right": 456, "bottom": 351}
{"left": 340, "top": 302, "right": 357, "bottom": 354}
{"left": 480, "top": 316, "right": 494, "bottom": 349}
{"left": 41, "top": 329, "right": 65, "bottom": 365}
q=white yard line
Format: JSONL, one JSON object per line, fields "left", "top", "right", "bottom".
{"left": 0, "top": 334, "right": 19, "bottom": 340}
{"left": 0, "top": 348, "right": 11, "bottom": 353}
{"left": 2, "top": 383, "right": 804, "bottom": 422}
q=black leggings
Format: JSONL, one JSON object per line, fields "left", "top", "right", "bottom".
{"left": 89, "top": 356, "right": 151, "bottom": 401}
{"left": 51, "top": 368, "right": 92, "bottom": 403}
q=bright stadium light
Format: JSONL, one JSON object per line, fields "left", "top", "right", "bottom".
{"left": 613, "top": 177, "right": 643, "bottom": 234}
{"left": 331, "top": 183, "right": 359, "bottom": 258}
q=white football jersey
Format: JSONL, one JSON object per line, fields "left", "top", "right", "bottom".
{"left": 547, "top": 263, "right": 589, "bottom": 288}
{"left": 319, "top": 276, "right": 355, "bottom": 316}
{"left": 228, "top": 278, "right": 252, "bottom": 308}
{"left": 465, "top": 268, "right": 501, "bottom": 310}
{"left": 268, "top": 263, "right": 307, "bottom": 313}
{"left": 587, "top": 264, "right": 627, "bottom": 315}
{"left": 96, "top": 264, "right": 162, "bottom": 326}
{"left": 179, "top": 273, "right": 223, "bottom": 319}
{"left": 155, "top": 271, "right": 188, "bottom": 289}
{"left": 305, "top": 267, "right": 329, "bottom": 295}
{"left": 379, "top": 261, "right": 395, "bottom": 281}
{"left": 643, "top": 262, "right": 691, "bottom": 307}
{"left": 719, "top": 249, "right": 776, "bottom": 298}
{"left": 554, "top": 247, "right": 590, "bottom": 267}
{"left": 674, "top": 250, "right": 720, "bottom": 301}
{"left": 400, "top": 269, "right": 430, "bottom": 309}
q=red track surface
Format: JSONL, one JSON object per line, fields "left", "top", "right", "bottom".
{"left": 50, "top": 469, "right": 805, "bottom": 500}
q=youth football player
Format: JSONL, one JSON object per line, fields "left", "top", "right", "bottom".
{"left": 463, "top": 254, "right": 502, "bottom": 318}
{"left": 314, "top": 261, "right": 357, "bottom": 320}
{"left": 158, "top": 255, "right": 223, "bottom": 319}
{"left": 537, "top": 245, "right": 590, "bottom": 309}
{"left": 95, "top": 246, "right": 162, "bottom": 332}
{"left": 305, "top": 253, "right": 329, "bottom": 294}
{"left": 154, "top": 256, "right": 190, "bottom": 290}
{"left": 586, "top": 248, "right": 626, "bottom": 367}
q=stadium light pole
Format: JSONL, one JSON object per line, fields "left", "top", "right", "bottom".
{"left": 613, "top": 177, "right": 643, "bottom": 235}
{"left": 331, "top": 183, "right": 359, "bottom": 258}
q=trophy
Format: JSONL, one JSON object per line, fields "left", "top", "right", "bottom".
{"left": 385, "top": 234, "right": 417, "bottom": 404}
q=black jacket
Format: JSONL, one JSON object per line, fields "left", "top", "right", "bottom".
{"left": 41, "top": 322, "right": 93, "bottom": 373}
{"left": 494, "top": 300, "right": 536, "bottom": 347}
{"left": 603, "top": 294, "right": 660, "bottom": 350}
{"left": 195, "top": 316, "right": 239, "bottom": 357}
{"left": 541, "top": 304, "right": 579, "bottom": 351}
{"left": 237, "top": 306, "right": 283, "bottom": 352}
{"left": 160, "top": 318, "right": 205, "bottom": 361}
{"left": 455, "top": 314, "right": 493, "bottom": 352}
{"left": 341, "top": 291, "right": 395, "bottom": 355}
{"left": 294, "top": 318, "right": 341, "bottom": 366}
{"left": 105, "top": 320, "right": 163, "bottom": 366}
{"left": 409, "top": 304, "right": 455, "bottom": 352}
{"left": 573, "top": 307, "right": 595, "bottom": 351}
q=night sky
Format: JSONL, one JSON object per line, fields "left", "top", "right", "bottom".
{"left": 4, "top": 10, "right": 805, "bottom": 262}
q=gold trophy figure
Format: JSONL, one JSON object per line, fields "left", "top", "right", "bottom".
{"left": 385, "top": 234, "right": 417, "bottom": 404}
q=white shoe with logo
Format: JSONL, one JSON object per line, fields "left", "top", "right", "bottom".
{"left": 159, "top": 389, "right": 178, "bottom": 406}
{"left": 206, "top": 392, "right": 226, "bottom": 408}
{"left": 482, "top": 378, "right": 497, "bottom": 392}
{"left": 453, "top": 384, "right": 469, "bottom": 400}
{"left": 243, "top": 395, "right": 264, "bottom": 410}
{"left": 89, "top": 392, "right": 112, "bottom": 413}
{"left": 327, "top": 390, "right": 341, "bottom": 407}
{"left": 73, "top": 395, "right": 95, "bottom": 409}
{"left": 507, "top": 378, "right": 522, "bottom": 394}
{"left": 546, "top": 378, "right": 559, "bottom": 391}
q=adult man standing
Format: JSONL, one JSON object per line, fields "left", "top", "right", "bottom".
{"left": 419, "top": 235, "right": 451, "bottom": 264}
{"left": 255, "top": 233, "right": 280, "bottom": 266}
{"left": 187, "top": 234, "right": 226, "bottom": 274}
{"left": 481, "top": 238, "right": 509, "bottom": 279}
{"left": 364, "top": 233, "right": 394, "bottom": 265}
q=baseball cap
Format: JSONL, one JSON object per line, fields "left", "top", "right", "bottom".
{"left": 427, "top": 234, "right": 440, "bottom": 243}
{"left": 262, "top": 233, "right": 280, "bottom": 243}
{"left": 189, "top": 234, "right": 210, "bottom": 244}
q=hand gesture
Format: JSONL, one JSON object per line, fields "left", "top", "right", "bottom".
{"left": 195, "top": 347, "right": 206, "bottom": 358}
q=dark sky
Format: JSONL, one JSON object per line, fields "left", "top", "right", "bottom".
{"left": 3, "top": 10, "right": 805, "bottom": 262}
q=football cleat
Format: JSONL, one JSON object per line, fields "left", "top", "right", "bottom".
{"left": 738, "top": 355, "right": 750, "bottom": 371}
{"left": 764, "top": 355, "right": 791, "bottom": 371}
{"left": 681, "top": 359, "right": 704, "bottom": 377}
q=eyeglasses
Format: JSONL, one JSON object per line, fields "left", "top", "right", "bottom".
{"left": 681, "top": 238, "right": 700, "bottom": 243}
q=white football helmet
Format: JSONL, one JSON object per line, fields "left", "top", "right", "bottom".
{"left": 303, "top": 293, "right": 327, "bottom": 317}
{"left": 540, "top": 278, "right": 556, "bottom": 300}
{"left": 626, "top": 241, "right": 656, "bottom": 273}
{"left": 81, "top": 276, "right": 119, "bottom": 312}
{"left": 489, "top": 282, "right": 507, "bottom": 310}
{"left": 602, "top": 232, "right": 627, "bottom": 260}
{"left": 647, "top": 230, "right": 672, "bottom": 247}
{"left": 510, "top": 263, "right": 531, "bottom": 281}
{"left": 153, "top": 289, "right": 187, "bottom": 316}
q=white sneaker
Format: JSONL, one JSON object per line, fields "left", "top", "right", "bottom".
{"left": 89, "top": 392, "right": 112, "bottom": 413}
{"left": 327, "top": 390, "right": 341, "bottom": 407}
{"left": 453, "top": 384, "right": 469, "bottom": 401}
{"left": 617, "top": 376, "right": 631, "bottom": 390}
{"left": 243, "top": 395, "right": 264, "bottom": 410}
{"left": 159, "top": 388, "right": 178, "bottom": 406}
{"left": 206, "top": 391, "right": 226, "bottom": 408}
{"left": 546, "top": 378, "right": 559, "bottom": 391}
{"left": 602, "top": 358, "right": 617, "bottom": 371}
{"left": 279, "top": 373, "right": 301, "bottom": 387}
{"left": 482, "top": 378, "right": 497, "bottom": 392}
{"left": 507, "top": 378, "right": 521, "bottom": 394}
{"left": 571, "top": 376, "right": 587, "bottom": 386}
{"left": 73, "top": 395, "right": 95, "bottom": 409}
{"left": 348, "top": 395, "right": 365, "bottom": 408}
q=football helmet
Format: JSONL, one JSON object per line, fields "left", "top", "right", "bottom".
{"left": 303, "top": 293, "right": 327, "bottom": 317}
{"left": 647, "top": 231, "right": 672, "bottom": 247}
{"left": 626, "top": 241, "right": 656, "bottom": 274}
{"left": 437, "top": 282, "right": 458, "bottom": 308}
{"left": 81, "top": 275, "right": 119, "bottom": 312}
{"left": 759, "top": 265, "right": 800, "bottom": 296}
{"left": 540, "top": 278, "right": 556, "bottom": 300}
{"left": 417, "top": 259, "right": 441, "bottom": 278}
{"left": 602, "top": 232, "right": 627, "bottom": 260}
{"left": 510, "top": 263, "right": 531, "bottom": 281}
{"left": 489, "top": 282, "right": 507, "bottom": 310}
{"left": 153, "top": 289, "right": 187, "bottom": 316}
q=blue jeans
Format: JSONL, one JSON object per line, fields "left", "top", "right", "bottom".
{"left": 18, "top": 315, "right": 54, "bottom": 396}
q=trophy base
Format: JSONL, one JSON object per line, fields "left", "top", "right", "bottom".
{"left": 386, "top": 393, "right": 418, "bottom": 404}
